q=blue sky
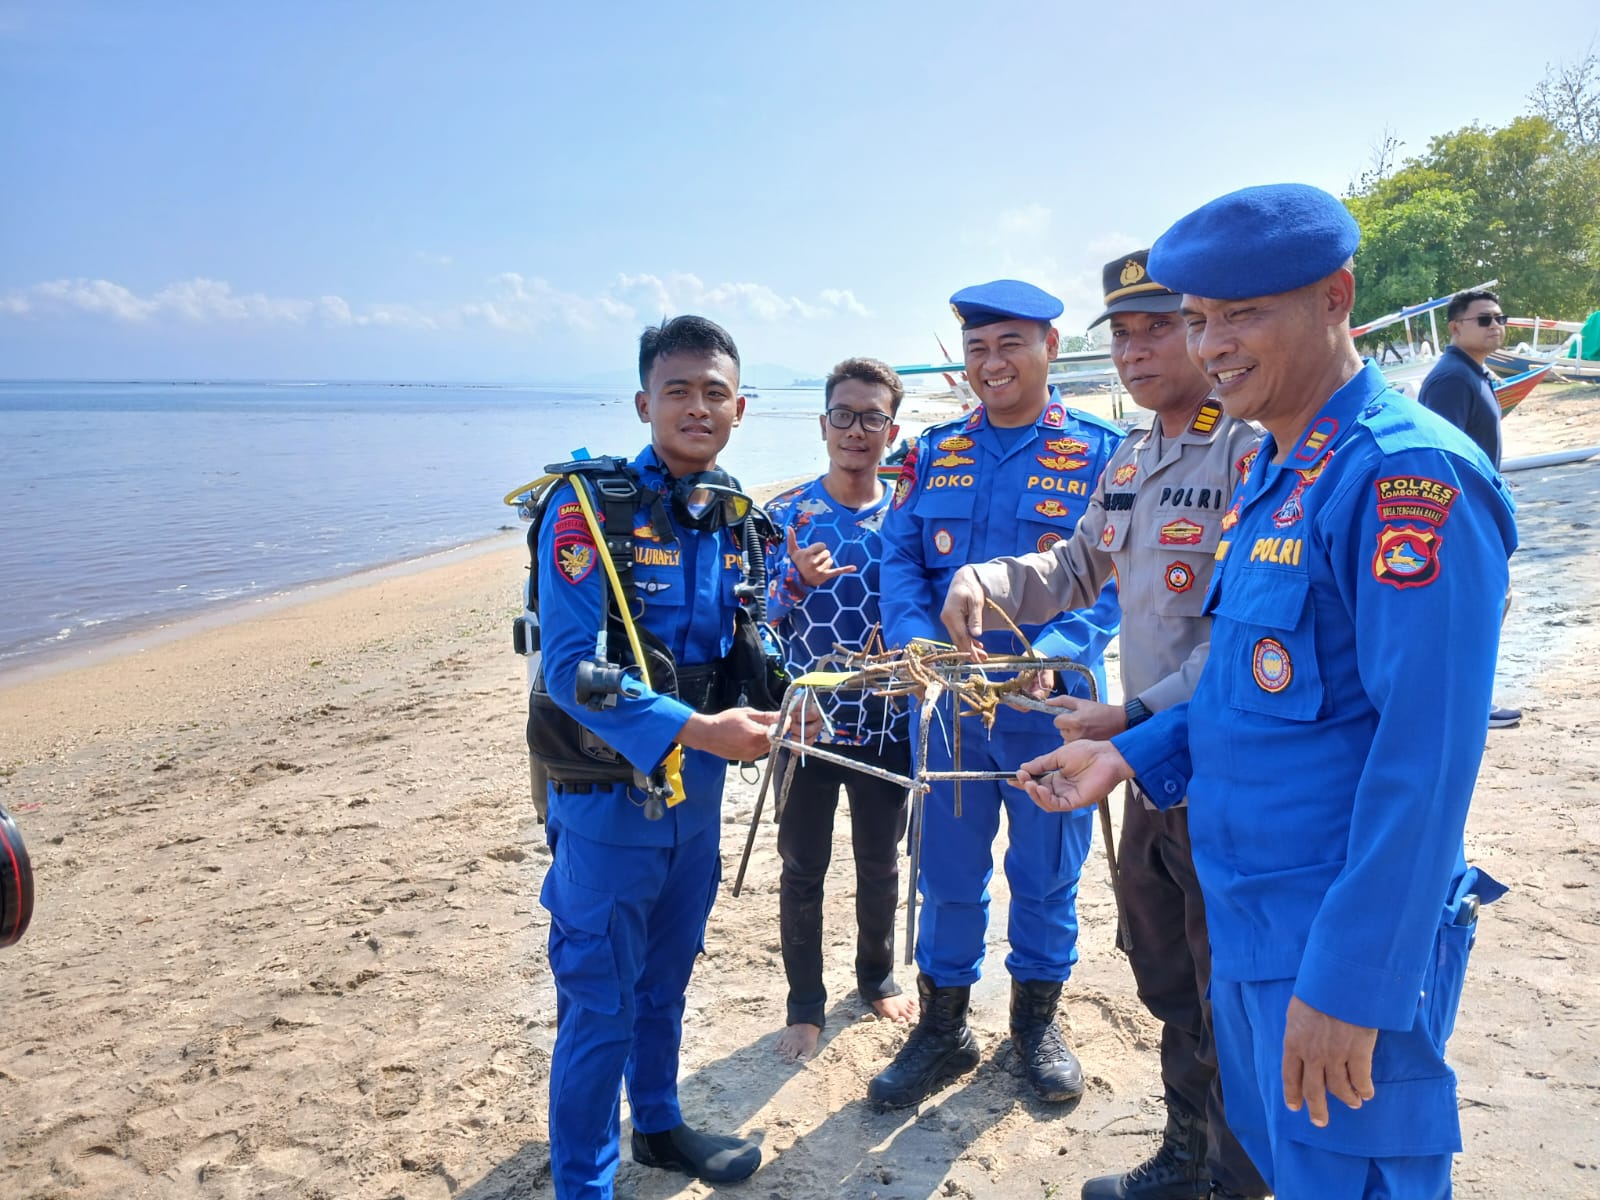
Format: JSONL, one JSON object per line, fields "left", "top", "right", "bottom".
{"left": 1, "top": 1, "right": 1594, "bottom": 383}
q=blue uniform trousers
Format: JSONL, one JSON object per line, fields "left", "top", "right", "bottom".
{"left": 915, "top": 710, "right": 1094, "bottom": 986}
{"left": 1210, "top": 977, "right": 1457, "bottom": 1199}
{"left": 541, "top": 819, "right": 722, "bottom": 1200}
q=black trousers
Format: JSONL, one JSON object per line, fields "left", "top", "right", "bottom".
{"left": 777, "top": 740, "right": 911, "bottom": 1028}
{"left": 1119, "top": 790, "right": 1268, "bottom": 1197}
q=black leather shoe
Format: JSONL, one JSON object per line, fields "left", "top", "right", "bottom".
{"left": 1209, "top": 1187, "right": 1271, "bottom": 1199}
{"left": 1080, "top": 1102, "right": 1208, "bottom": 1198}
{"left": 630, "top": 1123, "right": 761, "bottom": 1184}
{"left": 1010, "top": 979, "right": 1085, "bottom": 1103}
{"left": 867, "top": 972, "right": 980, "bottom": 1108}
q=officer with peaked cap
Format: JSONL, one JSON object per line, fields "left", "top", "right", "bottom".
{"left": 943, "top": 251, "right": 1267, "bottom": 1200}
{"left": 1013, "top": 185, "right": 1515, "bottom": 1198}
{"left": 872, "top": 279, "right": 1124, "bottom": 1108}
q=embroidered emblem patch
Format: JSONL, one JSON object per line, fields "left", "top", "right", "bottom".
{"left": 1235, "top": 447, "right": 1259, "bottom": 479}
{"left": 933, "top": 452, "right": 975, "bottom": 468}
{"left": 1164, "top": 561, "right": 1195, "bottom": 593}
{"left": 1120, "top": 258, "right": 1146, "bottom": 286}
{"left": 1041, "top": 403, "right": 1067, "bottom": 429}
{"left": 1252, "top": 637, "right": 1292, "bottom": 692}
{"left": 1036, "top": 453, "right": 1088, "bottom": 472}
{"left": 1189, "top": 401, "right": 1222, "bottom": 436}
{"left": 1037, "top": 532, "right": 1062, "bottom": 553}
{"left": 938, "top": 434, "right": 975, "bottom": 452}
{"left": 963, "top": 405, "right": 984, "bottom": 431}
{"left": 632, "top": 521, "right": 662, "bottom": 542}
{"left": 1036, "top": 499, "right": 1070, "bottom": 519}
{"left": 1100, "top": 524, "right": 1116, "bottom": 547}
{"left": 1112, "top": 462, "right": 1139, "bottom": 486}
{"left": 1374, "top": 476, "right": 1458, "bottom": 527}
{"left": 1372, "top": 524, "right": 1442, "bottom": 589}
{"left": 893, "top": 443, "right": 919, "bottom": 508}
{"left": 1291, "top": 418, "right": 1338, "bottom": 464}
{"left": 933, "top": 528, "right": 954, "bottom": 555}
{"left": 1271, "top": 450, "right": 1334, "bottom": 530}
{"left": 1160, "top": 519, "right": 1205, "bottom": 546}
{"left": 1045, "top": 436, "right": 1088, "bottom": 455}
{"left": 553, "top": 501, "right": 598, "bottom": 585}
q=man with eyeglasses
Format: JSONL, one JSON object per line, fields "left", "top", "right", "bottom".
{"left": 764, "top": 357, "right": 918, "bottom": 1065}
{"left": 1419, "top": 288, "right": 1521, "bottom": 729}
{"left": 871, "top": 280, "right": 1123, "bottom": 1109}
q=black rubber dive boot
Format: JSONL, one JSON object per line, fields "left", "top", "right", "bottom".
{"left": 1010, "top": 978, "right": 1085, "bottom": 1103}
{"left": 1079, "top": 1102, "right": 1208, "bottom": 1199}
{"left": 1208, "top": 1187, "right": 1269, "bottom": 1199}
{"left": 867, "top": 972, "right": 981, "bottom": 1108}
{"left": 630, "top": 1123, "right": 761, "bottom": 1184}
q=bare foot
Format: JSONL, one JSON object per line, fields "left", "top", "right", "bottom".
{"left": 776, "top": 1022, "right": 821, "bottom": 1063}
{"left": 871, "top": 993, "right": 918, "bottom": 1024}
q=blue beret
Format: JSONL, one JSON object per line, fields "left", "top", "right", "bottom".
{"left": 950, "top": 279, "right": 1063, "bottom": 328}
{"left": 1148, "top": 183, "right": 1360, "bottom": 301}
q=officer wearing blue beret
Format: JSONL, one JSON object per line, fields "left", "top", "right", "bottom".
{"left": 1015, "top": 185, "right": 1516, "bottom": 1199}
{"left": 871, "top": 279, "right": 1124, "bottom": 1108}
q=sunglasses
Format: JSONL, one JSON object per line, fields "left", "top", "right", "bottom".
{"left": 825, "top": 408, "right": 894, "bottom": 433}
{"left": 1461, "top": 313, "right": 1508, "bottom": 327}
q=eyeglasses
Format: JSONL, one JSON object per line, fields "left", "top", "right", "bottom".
{"left": 1461, "top": 313, "right": 1508, "bottom": 327}
{"left": 825, "top": 408, "right": 894, "bottom": 433}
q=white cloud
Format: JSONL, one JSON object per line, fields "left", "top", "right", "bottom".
{"left": 0, "top": 271, "right": 876, "bottom": 336}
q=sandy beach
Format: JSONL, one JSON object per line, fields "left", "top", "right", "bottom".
{"left": 2, "top": 384, "right": 1597, "bottom": 1199}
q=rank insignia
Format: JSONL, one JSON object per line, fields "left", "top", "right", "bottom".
{"left": 1036, "top": 453, "right": 1088, "bottom": 472}
{"left": 1036, "top": 499, "right": 1070, "bottom": 519}
{"left": 1041, "top": 402, "right": 1066, "bottom": 429}
{"left": 1291, "top": 417, "right": 1338, "bottom": 464}
{"left": 1188, "top": 401, "right": 1222, "bottom": 436}
{"left": 963, "top": 406, "right": 984, "bottom": 431}
{"left": 938, "top": 434, "right": 975, "bottom": 452}
{"left": 1252, "top": 637, "right": 1292, "bottom": 692}
{"left": 933, "top": 452, "right": 975, "bottom": 468}
{"left": 1045, "top": 437, "right": 1088, "bottom": 455}
{"left": 1372, "top": 524, "right": 1442, "bottom": 589}
{"left": 1037, "top": 532, "right": 1062, "bottom": 553}
{"left": 1160, "top": 518, "right": 1205, "bottom": 546}
{"left": 1112, "top": 462, "right": 1139, "bottom": 486}
{"left": 1374, "top": 475, "right": 1458, "bottom": 527}
{"left": 893, "top": 443, "right": 919, "bottom": 508}
{"left": 1164, "top": 561, "right": 1195, "bottom": 593}
{"left": 933, "top": 527, "right": 954, "bottom": 555}
{"left": 1100, "top": 524, "right": 1116, "bottom": 547}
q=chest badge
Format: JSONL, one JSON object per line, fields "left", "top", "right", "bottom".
{"left": 1037, "top": 532, "right": 1062, "bottom": 553}
{"left": 1164, "top": 561, "right": 1195, "bottom": 593}
{"left": 1036, "top": 499, "right": 1071, "bottom": 519}
{"left": 1160, "top": 518, "right": 1205, "bottom": 546}
{"left": 1112, "top": 462, "right": 1138, "bottom": 486}
{"left": 1100, "top": 523, "right": 1116, "bottom": 547}
{"left": 933, "top": 527, "right": 955, "bottom": 555}
{"left": 937, "top": 434, "right": 975, "bottom": 452}
{"left": 1252, "top": 637, "right": 1293, "bottom": 692}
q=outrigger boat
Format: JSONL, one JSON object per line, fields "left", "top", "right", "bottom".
{"left": 1486, "top": 315, "right": 1600, "bottom": 383}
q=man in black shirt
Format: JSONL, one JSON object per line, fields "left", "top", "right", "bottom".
{"left": 1418, "top": 288, "right": 1521, "bottom": 729}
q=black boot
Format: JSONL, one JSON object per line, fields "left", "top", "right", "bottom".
{"left": 630, "top": 1122, "right": 761, "bottom": 1184}
{"left": 1010, "top": 979, "right": 1085, "bottom": 1103}
{"left": 1080, "top": 1102, "right": 1208, "bottom": 1199}
{"left": 867, "top": 972, "right": 980, "bottom": 1108}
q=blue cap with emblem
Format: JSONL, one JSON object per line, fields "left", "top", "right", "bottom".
{"left": 950, "top": 279, "right": 1064, "bottom": 329}
{"left": 1148, "top": 183, "right": 1360, "bottom": 301}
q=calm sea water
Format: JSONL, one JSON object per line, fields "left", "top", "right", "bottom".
{"left": 0, "top": 380, "right": 834, "bottom": 670}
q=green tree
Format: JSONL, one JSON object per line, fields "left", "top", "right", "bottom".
{"left": 1345, "top": 115, "right": 1600, "bottom": 329}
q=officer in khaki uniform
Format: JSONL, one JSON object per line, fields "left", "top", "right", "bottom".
{"left": 943, "top": 252, "right": 1266, "bottom": 1200}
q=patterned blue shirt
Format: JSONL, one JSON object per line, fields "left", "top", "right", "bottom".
{"left": 765, "top": 477, "right": 909, "bottom": 745}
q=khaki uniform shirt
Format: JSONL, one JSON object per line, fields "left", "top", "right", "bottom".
{"left": 971, "top": 398, "right": 1260, "bottom": 715}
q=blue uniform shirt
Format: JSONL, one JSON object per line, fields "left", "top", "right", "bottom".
{"left": 765, "top": 477, "right": 909, "bottom": 746}
{"left": 535, "top": 444, "right": 746, "bottom": 848}
{"left": 880, "top": 390, "right": 1123, "bottom": 694}
{"left": 1115, "top": 363, "right": 1517, "bottom": 1030}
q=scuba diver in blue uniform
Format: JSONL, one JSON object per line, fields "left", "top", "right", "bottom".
{"left": 524, "top": 315, "right": 790, "bottom": 1200}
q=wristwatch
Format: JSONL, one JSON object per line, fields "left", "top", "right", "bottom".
{"left": 1123, "top": 696, "right": 1153, "bottom": 729}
